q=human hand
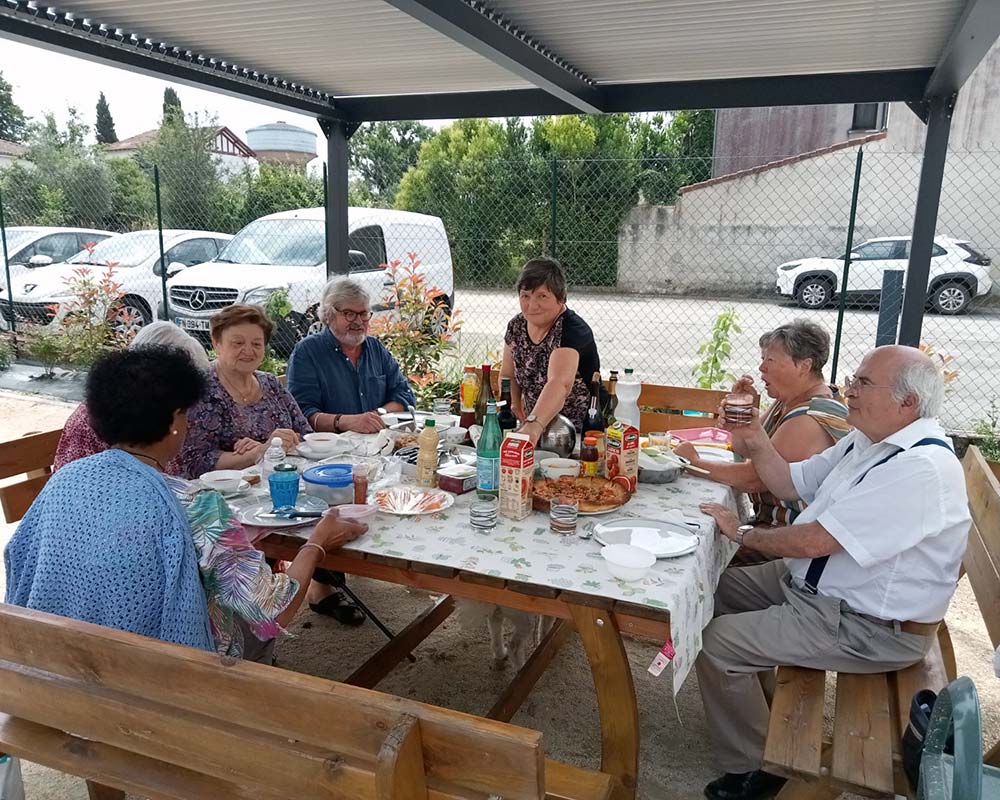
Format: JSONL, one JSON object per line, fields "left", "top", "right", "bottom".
{"left": 672, "top": 441, "right": 699, "bottom": 464}
{"left": 715, "top": 403, "right": 767, "bottom": 450}
{"left": 699, "top": 503, "right": 741, "bottom": 540}
{"left": 340, "top": 412, "right": 385, "bottom": 434}
{"left": 268, "top": 428, "right": 300, "bottom": 451}
{"left": 307, "top": 512, "right": 368, "bottom": 551}
{"left": 732, "top": 374, "right": 756, "bottom": 395}
{"left": 233, "top": 437, "right": 260, "bottom": 456}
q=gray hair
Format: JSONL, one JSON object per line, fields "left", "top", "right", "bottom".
{"left": 891, "top": 359, "right": 945, "bottom": 418}
{"left": 758, "top": 319, "right": 830, "bottom": 377}
{"left": 130, "top": 321, "right": 211, "bottom": 370}
{"left": 319, "top": 279, "right": 370, "bottom": 325}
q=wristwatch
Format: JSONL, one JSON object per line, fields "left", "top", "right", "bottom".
{"left": 525, "top": 413, "right": 542, "bottom": 428}
{"left": 735, "top": 524, "right": 754, "bottom": 547}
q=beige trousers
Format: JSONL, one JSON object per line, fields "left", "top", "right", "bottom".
{"left": 695, "top": 559, "right": 933, "bottom": 773}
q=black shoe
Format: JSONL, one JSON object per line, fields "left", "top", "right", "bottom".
{"left": 704, "top": 771, "right": 786, "bottom": 800}
{"left": 309, "top": 591, "right": 366, "bottom": 626}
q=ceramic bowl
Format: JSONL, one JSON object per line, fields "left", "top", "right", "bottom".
{"left": 303, "top": 432, "right": 339, "bottom": 456}
{"left": 601, "top": 543, "right": 656, "bottom": 582}
{"left": 540, "top": 458, "right": 581, "bottom": 480}
{"left": 440, "top": 426, "right": 468, "bottom": 445}
{"left": 199, "top": 470, "right": 243, "bottom": 493}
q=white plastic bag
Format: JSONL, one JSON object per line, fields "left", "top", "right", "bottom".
{"left": 0, "top": 755, "right": 25, "bottom": 800}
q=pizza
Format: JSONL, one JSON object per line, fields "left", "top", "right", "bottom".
{"left": 532, "top": 476, "right": 630, "bottom": 513}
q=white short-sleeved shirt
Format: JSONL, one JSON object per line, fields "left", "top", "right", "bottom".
{"left": 787, "top": 417, "right": 970, "bottom": 622}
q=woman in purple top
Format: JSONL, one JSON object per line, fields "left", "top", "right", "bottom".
{"left": 177, "top": 304, "right": 311, "bottom": 479}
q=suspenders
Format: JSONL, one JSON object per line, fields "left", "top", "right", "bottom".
{"left": 800, "top": 437, "right": 954, "bottom": 596}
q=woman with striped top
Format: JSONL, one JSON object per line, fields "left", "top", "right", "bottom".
{"left": 675, "top": 320, "right": 850, "bottom": 529}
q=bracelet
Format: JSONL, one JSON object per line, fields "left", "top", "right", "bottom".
{"left": 332, "top": 413, "right": 342, "bottom": 433}
{"left": 300, "top": 542, "right": 326, "bottom": 560}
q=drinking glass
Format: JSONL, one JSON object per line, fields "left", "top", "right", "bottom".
{"left": 268, "top": 466, "right": 300, "bottom": 510}
{"left": 723, "top": 393, "right": 754, "bottom": 426}
{"left": 647, "top": 431, "right": 671, "bottom": 447}
{"left": 432, "top": 398, "right": 453, "bottom": 415}
{"left": 469, "top": 496, "right": 499, "bottom": 531}
{"left": 549, "top": 497, "right": 579, "bottom": 535}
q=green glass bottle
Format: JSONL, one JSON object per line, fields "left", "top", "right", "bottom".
{"left": 476, "top": 400, "right": 501, "bottom": 499}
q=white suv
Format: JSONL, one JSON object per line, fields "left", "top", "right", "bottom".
{"left": 167, "top": 207, "right": 455, "bottom": 354}
{"left": 776, "top": 236, "right": 992, "bottom": 314}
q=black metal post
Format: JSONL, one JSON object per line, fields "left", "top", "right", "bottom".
{"left": 898, "top": 93, "right": 956, "bottom": 346}
{"left": 0, "top": 186, "right": 16, "bottom": 339}
{"left": 322, "top": 120, "right": 351, "bottom": 279}
{"left": 830, "top": 148, "right": 864, "bottom": 383}
{"left": 153, "top": 166, "right": 168, "bottom": 321}
{"left": 875, "top": 270, "right": 906, "bottom": 346}
{"left": 322, "top": 161, "right": 329, "bottom": 268}
{"left": 549, "top": 157, "right": 558, "bottom": 258}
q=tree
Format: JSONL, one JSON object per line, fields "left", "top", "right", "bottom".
{"left": 349, "top": 121, "right": 432, "bottom": 206}
{"left": 0, "top": 70, "right": 28, "bottom": 143}
{"left": 95, "top": 91, "right": 118, "bottom": 144}
{"left": 162, "top": 87, "right": 183, "bottom": 125}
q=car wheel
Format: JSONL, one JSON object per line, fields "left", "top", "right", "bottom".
{"left": 425, "top": 297, "right": 452, "bottom": 335}
{"left": 111, "top": 298, "right": 152, "bottom": 335}
{"left": 931, "top": 281, "right": 971, "bottom": 315}
{"left": 795, "top": 278, "right": 832, "bottom": 309}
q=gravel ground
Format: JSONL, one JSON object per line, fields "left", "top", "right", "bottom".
{"left": 1, "top": 390, "right": 996, "bottom": 800}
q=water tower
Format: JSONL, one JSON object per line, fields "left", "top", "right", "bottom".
{"left": 246, "top": 121, "right": 317, "bottom": 169}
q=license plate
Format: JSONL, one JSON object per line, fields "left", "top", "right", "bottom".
{"left": 176, "top": 317, "right": 210, "bottom": 332}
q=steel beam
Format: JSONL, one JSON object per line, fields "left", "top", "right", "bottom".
{"left": 381, "top": 0, "right": 604, "bottom": 114}
{"left": 339, "top": 68, "right": 934, "bottom": 121}
{"left": 322, "top": 120, "right": 351, "bottom": 280}
{"left": 898, "top": 94, "right": 956, "bottom": 347}
{"left": 925, "top": 0, "right": 1000, "bottom": 97}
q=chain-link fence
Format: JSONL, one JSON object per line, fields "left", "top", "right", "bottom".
{"left": 2, "top": 142, "right": 998, "bottom": 432}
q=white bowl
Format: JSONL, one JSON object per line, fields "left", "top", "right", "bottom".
{"left": 199, "top": 470, "right": 244, "bottom": 493}
{"left": 440, "top": 426, "right": 468, "bottom": 445}
{"left": 304, "top": 432, "right": 339, "bottom": 455}
{"left": 540, "top": 458, "right": 581, "bottom": 480}
{"left": 601, "top": 544, "right": 656, "bottom": 582}
{"left": 534, "top": 449, "right": 559, "bottom": 464}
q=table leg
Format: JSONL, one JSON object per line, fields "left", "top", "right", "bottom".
{"left": 567, "top": 603, "right": 639, "bottom": 798}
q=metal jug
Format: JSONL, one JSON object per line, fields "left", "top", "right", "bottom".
{"left": 535, "top": 414, "right": 577, "bottom": 458}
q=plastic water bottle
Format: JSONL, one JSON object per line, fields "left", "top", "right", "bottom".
{"left": 415, "top": 418, "right": 439, "bottom": 487}
{"left": 616, "top": 368, "right": 642, "bottom": 429}
{"left": 261, "top": 437, "right": 285, "bottom": 483}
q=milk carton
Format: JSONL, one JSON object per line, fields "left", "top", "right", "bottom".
{"left": 606, "top": 420, "right": 640, "bottom": 493}
{"left": 499, "top": 433, "right": 534, "bottom": 520}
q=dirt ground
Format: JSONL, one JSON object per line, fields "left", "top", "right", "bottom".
{"left": 1, "top": 389, "right": 997, "bottom": 800}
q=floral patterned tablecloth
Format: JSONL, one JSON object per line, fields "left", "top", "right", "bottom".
{"left": 243, "top": 473, "right": 737, "bottom": 693}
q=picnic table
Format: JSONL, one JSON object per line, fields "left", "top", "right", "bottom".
{"left": 239, "top": 463, "right": 737, "bottom": 797}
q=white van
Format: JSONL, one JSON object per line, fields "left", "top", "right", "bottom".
{"left": 167, "top": 207, "right": 454, "bottom": 352}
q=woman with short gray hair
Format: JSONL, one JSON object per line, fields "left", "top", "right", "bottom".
{"left": 675, "top": 319, "right": 851, "bottom": 530}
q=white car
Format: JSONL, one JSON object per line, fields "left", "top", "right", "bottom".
{"left": 5, "top": 229, "right": 232, "bottom": 332}
{"left": 776, "top": 236, "right": 992, "bottom": 314}
{"left": 167, "top": 207, "right": 455, "bottom": 354}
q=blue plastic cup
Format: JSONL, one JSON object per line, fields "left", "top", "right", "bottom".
{"left": 269, "top": 464, "right": 300, "bottom": 510}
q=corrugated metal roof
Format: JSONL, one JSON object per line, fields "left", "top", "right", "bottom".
{"left": 32, "top": 0, "right": 969, "bottom": 97}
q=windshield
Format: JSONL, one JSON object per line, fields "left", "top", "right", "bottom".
{"left": 4, "top": 229, "right": 40, "bottom": 255}
{"left": 217, "top": 218, "right": 325, "bottom": 267}
{"left": 68, "top": 231, "right": 159, "bottom": 267}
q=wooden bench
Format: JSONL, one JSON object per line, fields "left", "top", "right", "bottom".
{"left": 761, "top": 445, "right": 999, "bottom": 798}
{"left": 0, "top": 603, "right": 624, "bottom": 800}
{"left": 0, "top": 428, "right": 61, "bottom": 524}
{"left": 600, "top": 381, "right": 728, "bottom": 433}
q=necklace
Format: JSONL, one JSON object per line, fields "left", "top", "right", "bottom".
{"left": 119, "top": 448, "right": 166, "bottom": 472}
{"left": 217, "top": 367, "right": 260, "bottom": 404}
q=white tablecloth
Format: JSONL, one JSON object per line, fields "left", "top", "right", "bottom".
{"left": 240, "top": 472, "right": 737, "bottom": 692}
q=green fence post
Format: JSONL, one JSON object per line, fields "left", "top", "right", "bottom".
{"left": 0, "top": 185, "right": 16, "bottom": 343}
{"left": 154, "top": 165, "right": 169, "bottom": 321}
{"left": 549, "top": 157, "right": 558, "bottom": 258}
{"left": 830, "top": 148, "right": 864, "bottom": 383}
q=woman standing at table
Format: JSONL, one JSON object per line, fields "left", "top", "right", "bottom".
{"left": 501, "top": 257, "right": 604, "bottom": 444}
{"left": 5, "top": 347, "right": 366, "bottom": 661}
{"left": 177, "top": 304, "right": 311, "bottom": 479}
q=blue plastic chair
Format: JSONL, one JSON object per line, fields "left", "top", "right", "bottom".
{"left": 918, "top": 676, "right": 1000, "bottom": 799}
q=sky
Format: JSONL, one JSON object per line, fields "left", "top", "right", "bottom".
{"left": 0, "top": 39, "right": 334, "bottom": 164}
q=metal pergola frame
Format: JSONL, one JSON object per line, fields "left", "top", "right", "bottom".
{"left": 2, "top": 0, "right": 999, "bottom": 346}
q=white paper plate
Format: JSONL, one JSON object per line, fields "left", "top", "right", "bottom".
{"left": 694, "top": 446, "right": 736, "bottom": 463}
{"left": 373, "top": 486, "right": 456, "bottom": 516}
{"left": 236, "top": 494, "right": 328, "bottom": 527}
{"left": 593, "top": 517, "right": 699, "bottom": 558}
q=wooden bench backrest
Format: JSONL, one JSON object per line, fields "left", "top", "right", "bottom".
{"left": 962, "top": 446, "right": 1000, "bottom": 650}
{"left": 0, "top": 428, "right": 62, "bottom": 524}
{"left": 601, "top": 382, "right": 729, "bottom": 433}
{"left": 0, "top": 603, "right": 546, "bottom": 800}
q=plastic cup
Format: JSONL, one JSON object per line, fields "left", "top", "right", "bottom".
{"left": 432, "top": 398, "right": 452, "bottom": 415}
{"left": 723, "top": 393, "right": 754, "bottom": 426}
{"left": 549, "top": 497, "right": 579, "bottom": 536}
{"left": 469, "top": 496, "right": 499, "bottom": 531}
{"left": 268, "top": 465, "right": 300, "bottom": 510}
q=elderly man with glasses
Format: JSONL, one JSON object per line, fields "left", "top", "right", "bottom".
{"left": 288, "top": 279, "right": 415, "bottom": 434}
{"left": 695, "top": 344, "right": 970, "bottom": 800}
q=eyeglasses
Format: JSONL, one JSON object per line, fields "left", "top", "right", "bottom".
{"left": 844, "top": 375, "right": 892, "bottom": 393}
{"left": 336, "top": 308, "right": 373, "bottom": 322}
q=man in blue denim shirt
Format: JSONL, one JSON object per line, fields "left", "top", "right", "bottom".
{"left": 288, "top": 279, "right": 415, "bottom": 433}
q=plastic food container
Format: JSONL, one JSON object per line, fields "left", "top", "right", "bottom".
{"left": 301, "top": 464, "right": 353, "bottom": 506}
{"left": 329, "top": 504, "right": 377, "bottom": 524}
{"left": 601, "top": 543, "right": 656, "bottom": 582}
{"left": 437, "top": 463, "right": 477, "bottom": 494}
{"left": 667, "top": 426, "right": 733, "bottom": 449}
